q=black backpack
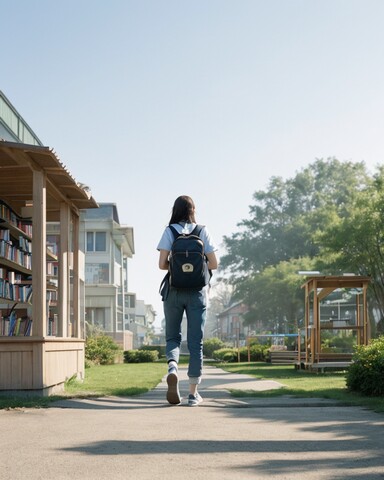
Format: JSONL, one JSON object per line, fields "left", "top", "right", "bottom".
{"left": 168, "top": 224, "right": 211, "bottom": 289}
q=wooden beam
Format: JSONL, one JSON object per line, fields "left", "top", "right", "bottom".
{"left": 72, "top": 213, "right": 80, "bottom": 338}
{"left": 317, "top": 287, "right": 336, "bottom": 302}
{"left": 32, "top": 170, "right": 47, "bottom": 337}
{"left": 58, "top": 203, "right": 70, "bottom": 337}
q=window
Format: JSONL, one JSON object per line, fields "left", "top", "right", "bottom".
{"left": 86, "top": 307, "right": 106, "bottom": 329}
{"left": 86, "top": 231, "right": 106, "bottom": 252}
{"left": 85, "top": 263, "right": 109, "bottom": 284}
{"left": 125, "top": 294, "right": 136, "bottom": 308}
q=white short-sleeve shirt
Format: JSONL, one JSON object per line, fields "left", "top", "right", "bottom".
{"left": 157, "top": 222, "right": 217, "bottom": 254}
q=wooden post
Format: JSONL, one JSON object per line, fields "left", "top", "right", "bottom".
{"left": 32, "top": 170, "right": 47, "bottom": 338}
{"left": 58, "top": 203, "right": 70, "bottom": 337}
{"left": 72, "top": 212, "right": 80, "bottom": 338}
{"left": 304, "top": 283, "right": 309, "bottom": 365}
{"left": 297, "top": 328, "right": 301, "bottom": 369}
{"left": 363, "top": 283, "right": 369, "bottom": 345}
{"left": 312, "top": 279, "right": 320, "bottom": 365}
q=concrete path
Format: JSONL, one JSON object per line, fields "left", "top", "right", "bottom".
{"left": 1, "top": 365, "right": 383, "bottom": 480}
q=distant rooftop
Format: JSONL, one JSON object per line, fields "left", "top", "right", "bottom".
{"left": 0, "top": 90, "right": 43, "bottom": 146}
{"left": 82, "top": 203, "right": 120, "bottom": 224}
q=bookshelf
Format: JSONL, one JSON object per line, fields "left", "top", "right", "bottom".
{"left": 0, "top": 141, "right": 98, "bottom": 394}
{"left": 0, "top": 201, "right": 33, "bottom": 337}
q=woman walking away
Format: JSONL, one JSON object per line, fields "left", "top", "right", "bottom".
{"left": 157, "top": 195, "right": 218, "bottom": 406}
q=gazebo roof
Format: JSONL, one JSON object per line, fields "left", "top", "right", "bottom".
{"left": 0, "top": 141, "right": 98, "bottom": 217}
{"left": 301, "top": 275, "right": 371, "bottom": 303}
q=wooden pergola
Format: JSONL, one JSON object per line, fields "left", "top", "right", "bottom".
{"left": 301, "top": 275, "right": 371, "bottom": 370}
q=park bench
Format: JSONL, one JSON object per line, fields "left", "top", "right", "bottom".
{"left": 269, "top": 350, "right": 303, "bottom": 365}
{"left": 303, "top": 353, "right": 353, "bottom": 372}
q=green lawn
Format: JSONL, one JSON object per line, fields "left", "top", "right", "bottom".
{"left": 65, "top": 362, "right": 166, "bottom": 396}
{"left": 218, "top": 362, "right": 384, "bottom": 413}
{"left": 0, "top": 362, "right": 166, "bottom": 410}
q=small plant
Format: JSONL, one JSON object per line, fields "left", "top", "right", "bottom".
{"left": 346, "top": 336, "right": 384, "bottom": 396}
{"left": 85, "top": 334, "right": 121, "bottom": 365}
{"left": 65, "top": 374, "right": 78, "bottom": 386}
{"left": 124, "top": 349, "right": 159, "bottom": 363}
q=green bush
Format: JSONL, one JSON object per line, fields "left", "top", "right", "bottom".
{"left": 346, "top": 336, "right": 384, "bottom": 396}
{"left": 322, "top": 335, "right": 355, "bottom": 353}
{"left": 212, "top": 347, "right": 238, "bottom": 362}
{"left": 239, "top": 344, "right": 269, "bottom": 362}
{"left": 140, "top": 345, "right": 165, "bottom": 357}
{"left": 124, "top": 349, "right": 159, "bottom": 363}
{"left": 85, "top": 334, "right": 121, "bottom": 365}
{"left": 203, "top": 337, "right": 227, "bottom": 358}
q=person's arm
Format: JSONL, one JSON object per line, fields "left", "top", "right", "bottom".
{"left": 206, "top": 251, "right": 218, "bottom": 270}
{"left": 159, "top": 249, "right": 170, "bottom": 270}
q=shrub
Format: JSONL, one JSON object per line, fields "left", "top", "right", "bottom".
{"left": 203, "top": 337, "right": 226, "bottom": 358}
{"left": 322, "top": 335, "right": 355, "bottom": 353}
{"left": 239, "top": 344, "right": 269, "bottom": 362}
{"left": 140, "top": 345, "right": 166, "bottom": 357}
{"left": 212, "top": 347, "right": 238, "bottom": 362}
{"left": 124, "top": 349, "right": 159, "bottom": 363}
{"left": 85, "top": 334, "right": 121, "bottom": 365}
{"left": 346, "top": 336, "right": 384, "bottom": 396}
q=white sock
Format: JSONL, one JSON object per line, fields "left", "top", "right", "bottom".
{"left": 168, "top": 361, "right": 178, "bottom": 374}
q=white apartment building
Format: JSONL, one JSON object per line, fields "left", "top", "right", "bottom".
{"left": 126, "top": 297, "right": 156, "bottom": 348}
{"left": 80, "top": 203, "right": 134, "bottom": 349}
{"left": 81, "top": 203, "right": 156, "bottom": 350}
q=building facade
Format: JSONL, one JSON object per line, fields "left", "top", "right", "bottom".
{"left": 80, "top": 203, "right": 135, "bottom": 349}
{"left": 125, "top": 296, "right": 156, "bottom": 348}
{"left": 217, "top": 302, "right": 249, "bottom": 346}
{"left": 0, "top": 90, "right": 43, "bottom": 145}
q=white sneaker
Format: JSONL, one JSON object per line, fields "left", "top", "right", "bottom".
{"left": 188, "top": 392, "right": 203, "bottom": 407}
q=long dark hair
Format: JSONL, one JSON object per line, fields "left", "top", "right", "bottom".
{"left": 169, "top": 195, "right": 196, "bottom": 224}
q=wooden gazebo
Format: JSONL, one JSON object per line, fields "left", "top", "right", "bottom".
{"left": 300, "top": 275, "right": 370, "bottom": 371}
{"left": 0, "top": 141, "right": 98, "bottom": 394}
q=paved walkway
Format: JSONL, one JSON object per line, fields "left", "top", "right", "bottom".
{"left": 1, "top": 366, "right": 383, "bottom": 480}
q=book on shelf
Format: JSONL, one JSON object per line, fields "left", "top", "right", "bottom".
{"left": 0, "top": 201, "right": 33, "bottom": 238}
{"left": 0, "top": 277, "right": 32, "bottom": 302}
{"left": 0, "top": 238, "right": 32, "bottom": 270}
{"left": 1, "top": 310, "right": 32, "bottom": 336}
{"left": 0, "top": 311, "right": 9, "bottom": 335}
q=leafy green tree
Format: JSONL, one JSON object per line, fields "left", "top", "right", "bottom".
{"left": 316, "top": 166, "right": 384, "bottom": 322}
{"left": 220, "top": 158, "right": 370, "bottom": 333}
{"left": 221, "top": 158, "right": 369, "bottom": 277}
{"left": 234, "top": 257, "right": 316, "bottom": 333}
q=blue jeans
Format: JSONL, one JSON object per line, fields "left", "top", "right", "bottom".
{"left": 164, "top": 287, "right": 207, "bottom": 384}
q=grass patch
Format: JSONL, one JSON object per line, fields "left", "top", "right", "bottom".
{"left": 0, "top": 395, "right": 64, "bottom": 410}
{"left": 217, "top": 362, "right": 384, "bottom": 413}
{"left": 0, "top": 362, "right": 167, "bottom": 410}
{"left": 65, "top": 363, "right": 166, "bottom": 396}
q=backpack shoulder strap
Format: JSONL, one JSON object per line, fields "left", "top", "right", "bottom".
{"left": 168, "top": 225, "right": 180, "bottom": 240}
{"left": 191, "top": 224, "right": 204, "bottom": 237}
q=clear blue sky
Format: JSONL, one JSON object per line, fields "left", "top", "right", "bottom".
{"left": 3, "top": 0, "right": 384, "bottom": 327}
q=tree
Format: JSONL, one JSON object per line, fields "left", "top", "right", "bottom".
{"left": 221, "top": 158, "right": 369, "bottom": 277}
{"left": 220, "top": 158, "right": 371, "bottom": 333}
{"left": 317, "top": 166, "right": 384, "bottom": 322}
{"left": 234, "top": 257, "right": 316, "bottom": 333}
